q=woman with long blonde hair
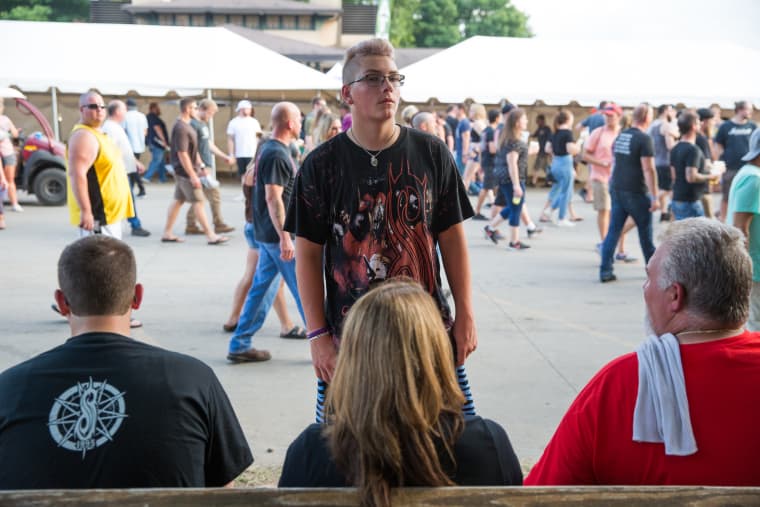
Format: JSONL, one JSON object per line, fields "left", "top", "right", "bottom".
{"left": 279, "top": 280, "right": 522, "bottom": 505}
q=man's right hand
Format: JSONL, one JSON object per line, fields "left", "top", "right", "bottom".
{"left": 79, "top": 211, "right": 95, "bottom": 231}
{"left": 280, "top": 235, "right": 295, "bottom": 261}
{"left": 310, "top": 334, "right": 338, "bottom": 382}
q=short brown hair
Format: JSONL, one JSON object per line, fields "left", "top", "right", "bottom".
{"left": 342, "top": 38, "right": 395, "bottom": 85}
{"left": 198, "top": 98, "right": 217, "bottom": 112}
{"left": 57, "top": 236, "right": 137, "bottom": 316}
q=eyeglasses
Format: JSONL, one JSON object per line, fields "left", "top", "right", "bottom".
{"left": 83, "top": 104, "right": 106, "bottom": 110}
{"left": 346, "top": 73, "right": 405, "bottom": 88}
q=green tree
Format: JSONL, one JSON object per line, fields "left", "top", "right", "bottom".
{"left": 457, "top": 0, "right": 532, "bottom": 38}
{"left": 389, "top": 0, "right": 417, "bottom": 48}
{"left": 414, "top": 0, "right": 460, "bottom": 47}
{"left": 0, "top": 0, "right": 88, "bottom": 22}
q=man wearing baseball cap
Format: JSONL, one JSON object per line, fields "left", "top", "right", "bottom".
{"left": 727, "top": 128, "right": 760, "bottom": 330}
{"left": 226, "top": 100, "right": 262, "bottom": 177}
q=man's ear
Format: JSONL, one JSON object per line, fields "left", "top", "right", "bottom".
{"left": 341, "top": 85, "right": 353, "bottom": 105}
{"left": 669, "top": 282, "right": 686, "bottom": 313}
{"left": 54, "top": 289, "right": 71, "bottom": 316}
{"left": 132, "top": 284, "right": 144, "bottom": 310}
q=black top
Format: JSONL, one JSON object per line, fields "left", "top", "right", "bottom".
{"left": 550, "top": 129, "right": 574, "bottom": 156}
{"left": 695, "top": 133, "right": 712, "bottom": 161}
{"left": 714, "top": 120, "right": 757, "bottom": 171}
{"left": 445, "top": 116, "right": 458, "bottom": 139}
{"left": 253, "top": 138, "right": 296, "bottom": 244}
{"left": 0, "top": 333, "right": 252, "bottom": 489}
{"left": 495, "top": 138, "right": 528, "bottom": 184}
{"left": 533, "top": 125, "right": 552, "bottom": 155}
{"left": 284, "top": 127, "right": 472, "bottom": 337}
{"left": 481, "top": 126, "right": 496, "bottom": 169}
{"left": 146, "top": 112, "right": 168, "bottom": 148}
{"left": 609, "top": 127, "right": 655, "bottom": 194}
{"left": 278, "top": 416, "right": 523, "bottom": 487}
{"left": 671, "top": 141, "right": 707, "bottom": 202}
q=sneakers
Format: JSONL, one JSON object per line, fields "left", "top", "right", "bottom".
{"left": 472, "top": 213, "right": 488, "bottom": 221}
{"left": 185, "top": 226, "right": 205, "bottom": 235}
{"left": 227, "top": 348, "right": 272, "bottom": 363}
{"left": 10, "top": 203, "right": 23, "bottom": 212}
{"left": 556, "top": 219, "right": 576, "bottom": 227}
{"left": 507, "top": 241, "right": 530, "bottom": 251}
{"left": 131, "top": 227, "right": 151, "bottom": 237}
{"left": 615, "top": 252, "right": 638, "bottom": 263}
{"left": 215, "top": 224, "right": 235, "bottom": 234}
{"left": 660, "top": 212, "right": 671, "bottom": 222}
{"left": 484, "top": 225, "right": 498, "bottom": 244}
{"left": 526, "top": 225, "right": 543, "bottom": 238}
{"left": 600, "top": 273, "right": 617, "bottom": 283}
{"left": 493, "top": 230, "right": 506, "bottom": 241}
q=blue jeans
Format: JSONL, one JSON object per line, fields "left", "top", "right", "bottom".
{"left": 547, "top": 155, "right": 573, "bottom": 220}
{"left": 671, "top": 200, "right": 704, "bottom": 220}
{"left": 498, "top": 182, "right": 525, "bottom": 227}
{"left": 144, "top": 145, "right": 166, "bottom": 182}
{"left": 600, "top": 189, "right": 655, "bottom": 278}
{"left": 126, "top": 178, "right": 142, "bottom": 230}
{"left": 228, "top": 241, "right": 305, "bottom": 354}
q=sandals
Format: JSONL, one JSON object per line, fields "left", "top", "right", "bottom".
{"left": 161, "top": 236, "right": 184, "bottom": 243}
{"left": 280, "top": 326, "right": 307, "bottom": 339}
{"left": 208, "top": 236, "right": 230, "bottom": 245}
{"left": 223, "top": 322, "right": 237, "bottom": 333}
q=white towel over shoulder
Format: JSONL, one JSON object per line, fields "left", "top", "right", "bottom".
{"left": 633, "top": 333, "right": 697, "bottom": 456}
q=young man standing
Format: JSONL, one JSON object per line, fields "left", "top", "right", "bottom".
{"left": 285, "top": 38, "right": 477, "bottom": 422}
{"left": 716, "top": 100, "right": 757, "bottom": 221}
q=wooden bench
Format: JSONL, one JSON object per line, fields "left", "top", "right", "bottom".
{"left": 1, "top": 486, "right": 759, "bottom": 506}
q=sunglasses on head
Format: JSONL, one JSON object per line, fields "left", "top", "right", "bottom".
{"left": 84, "top": 104, "right": 106, "bottom": 110}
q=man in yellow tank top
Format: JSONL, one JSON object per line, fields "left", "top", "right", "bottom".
{"left": 67, "top": 91, "right": 134, "bottom": 239}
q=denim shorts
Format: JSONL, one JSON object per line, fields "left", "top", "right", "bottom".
{"left": 244, "top": 222, "right": 260, "bottom": 250}
{"left": 2, "top": 154, "right": 17, "bottom": 167}
{"left": 671, "top": 200, "right": 704, "bottom": 220}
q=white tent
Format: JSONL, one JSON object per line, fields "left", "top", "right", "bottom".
{"left": 399, "top": 36, "right": 760, "bottom": 108}
{"left": 0, "top": 20, "right": 340, "bottom": 96}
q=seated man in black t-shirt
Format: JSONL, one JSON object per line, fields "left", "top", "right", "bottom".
{"left": 279, "top": 280, "right": 522, "bottom": 497}
{"left": 0, "top": 236, "right": 252, "bottom": 489}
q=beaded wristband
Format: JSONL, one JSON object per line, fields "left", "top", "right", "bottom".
{"left": 307, "top": 326, "right": 330, "bottom": 339}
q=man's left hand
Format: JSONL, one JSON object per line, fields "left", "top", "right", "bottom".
{"left": 452, "top": 312, "right": 477, "bottom": 366}
{"left": 280, "top": 235, "right": 295, "bottom": 261}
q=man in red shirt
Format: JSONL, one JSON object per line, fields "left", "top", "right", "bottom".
{"left": 527, "top": 217, "right": 760, "bottom": 486}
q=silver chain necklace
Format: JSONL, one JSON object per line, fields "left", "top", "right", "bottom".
{"left": 348, "top": 126, "right": 397, "bottom": 167}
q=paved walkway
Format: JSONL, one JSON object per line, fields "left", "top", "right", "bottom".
{"left": 2, "top": 181, "right": 703, "bottom": 474}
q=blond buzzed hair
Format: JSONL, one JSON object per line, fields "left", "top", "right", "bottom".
{"left": 199, "top": 98, "right": 218, "bottom": 112}
{"left": 342, "top": 38, "right": 395, "bottom": 85}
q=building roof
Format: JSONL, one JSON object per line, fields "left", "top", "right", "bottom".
{"left": 124, "top": 0, "right": 341, "bottom": 16}
{"left": 223, "top": 24, "right": 343, "bottom": 64}
{"left": 394, "top": 48, "right": 442, "bottom": 69}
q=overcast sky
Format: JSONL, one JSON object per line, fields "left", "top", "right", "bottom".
{"left": 511, "top": 0, "right": 760, "bottom": 49}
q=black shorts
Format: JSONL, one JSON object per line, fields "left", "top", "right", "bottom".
{"left": 494, "top": 186, "right": 507, "bottom": 207}
{"left": 656, "top": 165, "right": 672, "bottom": 191}
{"left": 482, "top": 165, "right": 498, "bottom": 190}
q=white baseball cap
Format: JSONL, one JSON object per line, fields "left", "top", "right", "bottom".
{"left": 236, "top": 100, "right": 253, "bottom": 112}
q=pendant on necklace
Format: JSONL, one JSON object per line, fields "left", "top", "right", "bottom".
{"left": 370, "top": 156, "right": 378, "bottom": 167}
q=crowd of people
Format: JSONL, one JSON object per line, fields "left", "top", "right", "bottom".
{"left": 1, "top": 36, "right": 760, "bottom": 502}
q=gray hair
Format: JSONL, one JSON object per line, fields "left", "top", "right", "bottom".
{"left": 658, "top": 218, "right": 751, "bottom": 326}
{"left": 412, "top": 111, "right": 435, "bottom": 131}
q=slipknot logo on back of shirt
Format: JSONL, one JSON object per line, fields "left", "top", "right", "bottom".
{"left": 48, "top": 377, "right": 128, "bottom": 459}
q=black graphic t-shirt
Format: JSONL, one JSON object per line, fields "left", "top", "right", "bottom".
{"left": 0, "top": 333, "right": 252, "bottom": 489}
{"left": 278, "top": 416, "right": 523, "bottom": 487}
{"left": 610, "top": 127, "right": 655, "bottom": 194}
{"left": 533, "top": 125, "right": 552, "bottom": 155}
{"left": 670, "top": 141, "right": 707, "bottom": 202}
{"left": 714, "top": 120, "right": 757, "bottom": 171}
{"left": 253, "top": 139, "right": 297, "bottom": 244}
{"left": 284, "top": 127, "right": 473, "bottom": 336}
